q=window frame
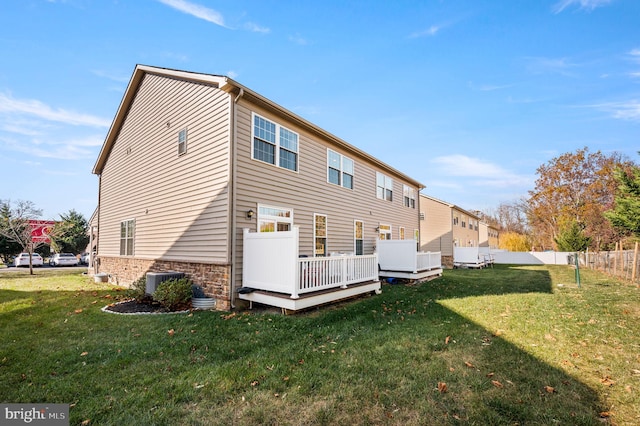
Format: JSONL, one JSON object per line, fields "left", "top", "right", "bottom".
{"left": 119, "top": 219, "right": 135, "bottom": 256}
{"left": 314, "top": 213, "right": 327, "bottom": 257}
{"left": 354, "top": 220, "right": 364, "bottom": 255}
{"left": 376, "top": 172, "right": 393, "bottom": 201}
{"left": 378, "top": 223, "right": 392, "bottom": 240}
{"left": 178, "top": 128, "right": 187, "bottom": 156}
{"left": 402, "top": 184, "right": 416, "bottom": 208}
{"left": 257, "top": 204, "right": 293, "bottom": 233}
{"left": 327, "top": 149, "right": 354, "bottom": 189}
{"left": 251, "top": 113, "right": 299, "bottom": 172}
{"left": 399, "top": 227, "right": 405, "bottom": 240}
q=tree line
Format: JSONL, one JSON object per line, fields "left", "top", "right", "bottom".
{"left": 480, "top": 147, "right": 640, "bottom": 252}
{"left": 0, "top": 200, "right": 89, "bottom": 273}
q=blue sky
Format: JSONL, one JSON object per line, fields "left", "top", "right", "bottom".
{"left": 1, "top": 0, "right": 639, "bottom": 221}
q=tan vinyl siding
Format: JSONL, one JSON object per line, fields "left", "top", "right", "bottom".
{"left": 98, "top": 73, "right": 231, "bottom": 263}
{"left": 233, "top": 101, "right": 420, "bottom": 279}
{"left": 420, "top": 196, "right": 454, "bottom": 256}
{"left": 452, "top": 207, "right": 479, "bottom": 248}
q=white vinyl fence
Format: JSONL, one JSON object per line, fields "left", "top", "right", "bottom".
{"left": 242, "top": 227, "right": 378, "bottom": 299}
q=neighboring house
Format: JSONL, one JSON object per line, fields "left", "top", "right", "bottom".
{"left": 479, "top": 221, "right": 500, "bottom": 249}
{"left": 92, "top": 65, "right": 425, "bottom": 311}
{"left": 419, "top": 194, "right": 480, "bottom": 268}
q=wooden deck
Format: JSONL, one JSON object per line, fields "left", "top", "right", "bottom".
{"left": 238, "top": 280, "right": 381, "bottom": 312}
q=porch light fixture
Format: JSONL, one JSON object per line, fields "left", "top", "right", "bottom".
{"left": 246, "top": 209, "right": 255, "bottom": 220}
{"left": 375, "top": 226, "right": 380, "bottom": 232}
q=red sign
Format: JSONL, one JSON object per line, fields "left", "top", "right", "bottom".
{"left": 29, "top": 220, "right": 56, "bottom": 244}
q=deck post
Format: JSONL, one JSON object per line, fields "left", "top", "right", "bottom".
{"left": 291, "top": 226, "right": 300, "bottom": 299}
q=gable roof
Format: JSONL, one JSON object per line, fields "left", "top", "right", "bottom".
{"left": 92, "top": 64, "right": 424, "bottom": 189}
{"left": 419, "top": 193, "right": 479, "bottom": 219}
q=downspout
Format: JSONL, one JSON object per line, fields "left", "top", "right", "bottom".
{"left": 229, "top": 88, "right": 244, "bottom": 309}
{"left": 95, "top": 174, "right": 102, "bottom": 275}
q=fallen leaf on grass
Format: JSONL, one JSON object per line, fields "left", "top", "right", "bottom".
{"left": 486, "top": 372, "right": 494, "bottom": 378}
{"left": 600, "top": 377, "right": 615, "bottom": 387}
{"left": 80, "top": 352, "right": 88, "bottom": 357}
{"left": 437, "top": 382, "right": 448, "bottom": 393}
{"left": 445, "top": 336, "right": 450, "bottom": 345}
{"left": 491, "top": 380, "right": 503, "bottom": 388}
{"left": 599, "top": 411, "right": 611, "bottom": 418}
{"left": 167, "top": 329, "right": 175, "bottom": 336}
{"left": 544, "top": 386, "right": 556, "bottom": 393}
{"left": 250, "top": 380, "right": 259, "bottom": 387}
{"left": 74, "top": 309, "right": 83, "bottom": 314}
{"left": 464, "top": 361, "right": 475, "bottom": 368}
{"left": 81, "top": 420, "right": 91, "bottom": 425}
{"left": 544, "top": 334, "right": 556, "bottom": 342}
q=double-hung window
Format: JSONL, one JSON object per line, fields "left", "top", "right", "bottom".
{"left": 354, "top": 220, "right": 364, "bottom": 255}
{"left": 403, "top": 185, "right": 416, "bottom": 208}
{"left": 314, "top": 214, "right": 327, "bottom": 256}
{"left": 252, "top": 113, "right": 298, "bottom": 172}
{"left": 327, "top": 149, "right": 354, "bottom": 189}
{"left": 257, "top": 205, "right": 293, "bottom": 232}
{"left": 120, "top": 219, "right": 135, "bottom": 256}
{"left": 178, "top": 128, "right": 187, "bottom": 155}
{"left": 376, "top": 172, "right": 393, "bottom": 201}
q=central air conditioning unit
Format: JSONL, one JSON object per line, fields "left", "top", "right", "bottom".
{"left": 145, "top": 271, "right": 185, "bottom": 295}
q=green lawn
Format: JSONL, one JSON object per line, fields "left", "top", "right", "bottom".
{"left": 1, "top": 265, "right": 638, "bottom": 425}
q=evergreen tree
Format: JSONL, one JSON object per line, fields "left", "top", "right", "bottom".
{"left": 605, "top": 163, "right": 640, "bottom": 238}
{"left": 554, "top": 221, "right": 591, "bottom": 252}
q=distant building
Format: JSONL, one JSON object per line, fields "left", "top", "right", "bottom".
{"left": 419, "top": 194, "right": 481, "bottom": 268}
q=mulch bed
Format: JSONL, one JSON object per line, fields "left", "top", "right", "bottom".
{"left": 103, "top": 299, "right": 190, "bottom": 315}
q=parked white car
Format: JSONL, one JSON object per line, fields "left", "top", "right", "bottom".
{"left": 49, "top": 253, "right": 79, "bottom": 267}
{"left": 14, "top": 253, "right": 44, "bottom": 267}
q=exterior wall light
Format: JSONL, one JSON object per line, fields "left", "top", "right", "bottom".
{"left": 246, "top": 209, "right": 255, "bottom": 220}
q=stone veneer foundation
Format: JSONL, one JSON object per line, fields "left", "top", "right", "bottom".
{"left": 441, "top": 255, "right": 454, "bottom": 269}
{"left": 97, "top": 256, "right": 231, "bottom": 311}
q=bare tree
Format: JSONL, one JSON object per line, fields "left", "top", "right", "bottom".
{"left": 0, "top": 200, "right": 47, "bottom": 275}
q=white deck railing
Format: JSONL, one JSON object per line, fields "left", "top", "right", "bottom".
{"left": 378, "top": 239, "right": 442, "bottom": 273}
{"left": 416, "top": 251, "right": 441, "bottom": 271}
{"left": 297, "top": 254, "right": 378, "bottom": 297}
{"left": 243, "top": 227, "right": 378, "bottom": 299}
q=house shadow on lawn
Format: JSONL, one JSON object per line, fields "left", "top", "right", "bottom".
{"left": 269, "top": 265, "right": 607, "bottom": 425}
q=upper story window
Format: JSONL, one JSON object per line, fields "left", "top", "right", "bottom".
{"left": 120, "top": 219, "right": 135, "bottom": 256}
{"left": 453, "top": 215, "right": 459, "bottom": 226}
{"left": 327, "top": 149, "right": 354, "bottom": 189}
{"left": 257, "top": 204, "right": 293, "bottom": 232}
{"left": 178, "top": 128, "right": 187, "bottom": 155}
{"left": 403, "top": 185, "right": 416, "bottom": 208}
{"left": 252, "top": 113, "right": 298, "bottom": 172}
{"left": 376, "top": 172, "right": 393, "bottom": 201}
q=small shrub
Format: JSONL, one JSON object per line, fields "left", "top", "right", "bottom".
{"left": 153, "top": 277, "right": 192, "bottom": 310}
{"left": 126, "top": 276, "right": 148, "bottom": 302}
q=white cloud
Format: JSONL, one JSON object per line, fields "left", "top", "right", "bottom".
{"left": 0, "top": 93, "right": 110, "bottom": 128}
{"left": 0, "top": 131, "right": 104, "bottom": 160}
{"left": 288, "top": 34, "right": 308, "bottom": 45}
{"left": 91, "top": 69, "right": 130, "bottom": 83}
{"left": 227, "top": 70, "right": 239, "bottom": 79}
{"left": 430, "top": 155, "right": 533, "bottom": 187}
{"left": 552, "top": 0, "right": 613, "bottom": 13}
{"left": 409, "top": 25, "right": 441, "bottom": 38}
{"left": 524, "top": 56, "right": 578, "bottom": 76}
{"left": 591, "top": 100, "right": 640, "bottom": 122}
{"left": 157, "top": 0, "right": 226, "bottom": 27}
{"left": 244, "top": 22, "right": 270, "bottom": 34}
